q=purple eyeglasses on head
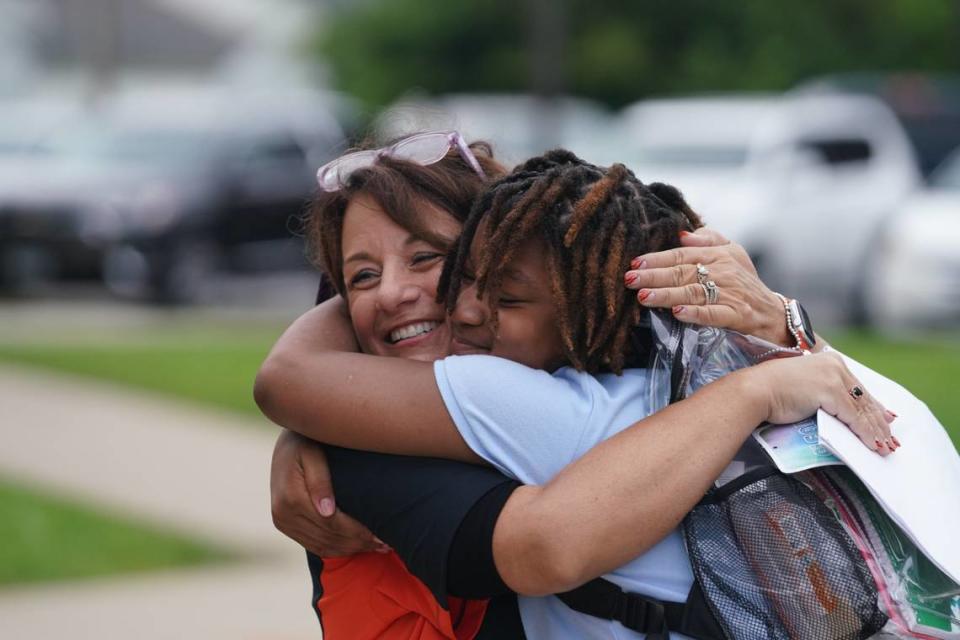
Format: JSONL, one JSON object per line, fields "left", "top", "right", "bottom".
{"left": 316, "top": 130, "right": 487, "bottom": 192}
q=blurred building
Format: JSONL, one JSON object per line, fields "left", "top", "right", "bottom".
{"left": 0, "top": 0, "right": 328, "bottom": 99}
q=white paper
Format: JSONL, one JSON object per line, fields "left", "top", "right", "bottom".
{"left": 816, "top": 354, "right": 960, "bottom": 585}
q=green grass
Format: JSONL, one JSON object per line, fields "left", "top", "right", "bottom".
{"left": 0, "top": 326, "right": 283, "bottom": 418}
{"left": 825, "top": 330, "right": 960, "bottom": 448}
{"left": 0, "top": 480, "right": 226, "bottom": 586}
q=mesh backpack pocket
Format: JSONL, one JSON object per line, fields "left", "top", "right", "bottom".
{"left": 683, "top": 467, "right": 888, "bottom": 640}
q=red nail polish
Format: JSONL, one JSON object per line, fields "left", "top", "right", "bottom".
{"left": 638, "top": 289, "right": 651, "bottom": 302}
{"left": 630, "top": 257, "right": 642, "bottom": 269}
{"left": 888, "top": 410, "right": 899, "bottom": 418}
{"left": 673, "top": 305, "right": 685, "bottom": 315}
{"left": 679, "top": 230, "right": 690, "bottom": 238}
{"left": 875, "top": 439, "right": 883, "bottom": 449}
{"left": 624, "top": 272, "right": 638, "bottom": 286}
{"left": 891, "top": 436, "right": 901, "bottom": 447}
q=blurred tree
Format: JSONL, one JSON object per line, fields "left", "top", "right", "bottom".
{"left": 310, "top": 0, "right": 960, "bottom": 108}
{"left": 314, "top": 1, "right": 526, "bottom": 106}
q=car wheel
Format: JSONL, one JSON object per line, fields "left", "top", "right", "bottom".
{"left": 103, "top": 244, "right": 151, "bottom": 298}
{"left": 849, "top": 223, "right": 899, "bottom": 328}
{"left": 148, "top": 239, "right": 220, "bottom": 305}
{"left": 853, "top": 244, "right": 897, "bottom": 329}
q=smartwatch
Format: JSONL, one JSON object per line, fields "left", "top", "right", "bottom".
{"left": 775, "top": 293, "right": 816, "bottom": 352}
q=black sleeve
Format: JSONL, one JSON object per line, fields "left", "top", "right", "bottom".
{"left": 321, "top": 445, "right": 519, "bottom": 606}
{"left": 446, "top": 479, "right": 519, "bottom": 598}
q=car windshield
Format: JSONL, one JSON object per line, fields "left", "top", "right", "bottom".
{"left": 0, "top": 125, "right": 73, "bottom": 157}
{"left": 0, "top": 104, "right": 86, "bottom": 158}
{"left": 930, "top": 151, "right": 960, "bottom": 190}
{"left": 46, "top": 126, "right": 222, "bottom": 167}
{"left": 0, "top": 138, "right": 44, "bottom": 156}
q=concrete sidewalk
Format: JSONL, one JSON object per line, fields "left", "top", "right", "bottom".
{"left": 0, "top": 364, "right": 320, "bottom": 639}
{"left": 0, "top": 558, "right": 318, "bottom": 640}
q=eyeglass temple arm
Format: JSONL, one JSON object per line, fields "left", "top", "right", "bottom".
{"left": 451, "top": 132, "right": 486, "bottom": 179}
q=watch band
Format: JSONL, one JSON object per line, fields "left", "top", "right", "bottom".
{"left": 773, "top": 293, "right": 815, "bottom": 352}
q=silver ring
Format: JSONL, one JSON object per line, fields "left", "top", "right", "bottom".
{"left": 701, "top": 280, "right": 719, "bottom": 305}
{"left": 849, "top": 385, "right": 864, "bottom": 400}
{"left": 696, "top": 263, "right": 710, "bottom": 286}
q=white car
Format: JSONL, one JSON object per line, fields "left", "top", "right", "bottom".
{"left": 615, "top": 93, "right": 921, "bottom": 323}
{"left": 863, "top": 149, "right": 960, "bottom": 329}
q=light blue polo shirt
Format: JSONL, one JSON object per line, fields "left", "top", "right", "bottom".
{"left": 434, "top": 354, "right": 695, "bottom": 640}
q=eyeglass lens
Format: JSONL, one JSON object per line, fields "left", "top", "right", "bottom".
{"left": 390, "top": 134, "right": 454, "bottom": 165}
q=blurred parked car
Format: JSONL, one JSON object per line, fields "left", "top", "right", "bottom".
{"left": 796, "top": 73, "right": 960, "bottom": 180}
{"left": 0, "top": 95, "right": 94, "bottom": 287}
{"left": 862, "top": 147, "right": 960, "bottom": 329}
{"left": 615, "top": 93, "right": 921, "bottom": 321}
{"left": 0, "top": 95, "right": 86, "bottom": 156}
{"left": 0, "top": 88, "right": 345, "bottom": 302}
{"left": 375, "top": 93, "right": 614, "bottom": 168}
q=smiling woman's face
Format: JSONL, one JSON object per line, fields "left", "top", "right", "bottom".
{"left": 340, "top": 193, "right": 462, "bottom": 362}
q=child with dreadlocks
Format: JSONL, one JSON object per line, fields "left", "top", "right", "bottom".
{"left": 438, "top": 149, "right": 704, "bottom": 374}
{"left": 257, "top": 149, "right": 891, "bottom": 639}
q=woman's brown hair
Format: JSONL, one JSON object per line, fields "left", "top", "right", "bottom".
{"left": 306, "top": 139, "right": 507, "bottom": 297}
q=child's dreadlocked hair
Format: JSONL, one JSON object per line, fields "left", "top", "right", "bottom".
{"left": 439, "top": 149, "right": 703, "bottom": 374}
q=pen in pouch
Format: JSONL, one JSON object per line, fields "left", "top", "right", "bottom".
{"left": 731, "top": 498, "right": 860, "bottom": 639}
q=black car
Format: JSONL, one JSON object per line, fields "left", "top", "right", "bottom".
{"left": 0, "top": 114, "right": 344, "bottom": 302}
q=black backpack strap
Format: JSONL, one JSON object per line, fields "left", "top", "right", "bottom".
{"left": 676, "top": 579, "right": 727, "bottom": 640}
{"left": 557, "top": 577, "right": 725, "bottom": 640}
{"left": 556, "top": 578, "right": 678, "bottom": 639}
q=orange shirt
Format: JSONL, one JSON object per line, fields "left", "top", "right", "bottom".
{"left": 316, "top": 551, "right": 488, "bottom": 640}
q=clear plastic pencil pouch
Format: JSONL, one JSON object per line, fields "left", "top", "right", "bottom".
{"left": 804, "top": 467, "right": 960, "bottom": 639}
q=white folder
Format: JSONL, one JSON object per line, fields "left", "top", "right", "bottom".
{"left": 816, "top": 354, "right": 960, "bottom": 585}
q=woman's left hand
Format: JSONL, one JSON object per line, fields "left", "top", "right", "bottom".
{"left": 624, "top": 227, "right": 792, "bottom": 347}
{"left": 270, "top": 430, "right": 388, "bottom": 557}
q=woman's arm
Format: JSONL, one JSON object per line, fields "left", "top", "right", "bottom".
{"left": 491, "top": 350, "right": 892, "bottom": 596}
{"left": 270, "top": 429, "right": 388, "bottom": 557}
{"left": 254, "top": 297, "right": 482, "bottom": 463}
{"left": 491, "top": 366, "right": 764, "bottom": 595}
{"left": 271, "top": 347, "right": 890, "bottom": 599}
{"left": 257, "top": 298, "right": 891, "bottom": 598}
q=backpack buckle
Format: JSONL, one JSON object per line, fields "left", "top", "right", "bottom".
{"left": 616, "top": 592, "right": 669, "bottom": 638}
